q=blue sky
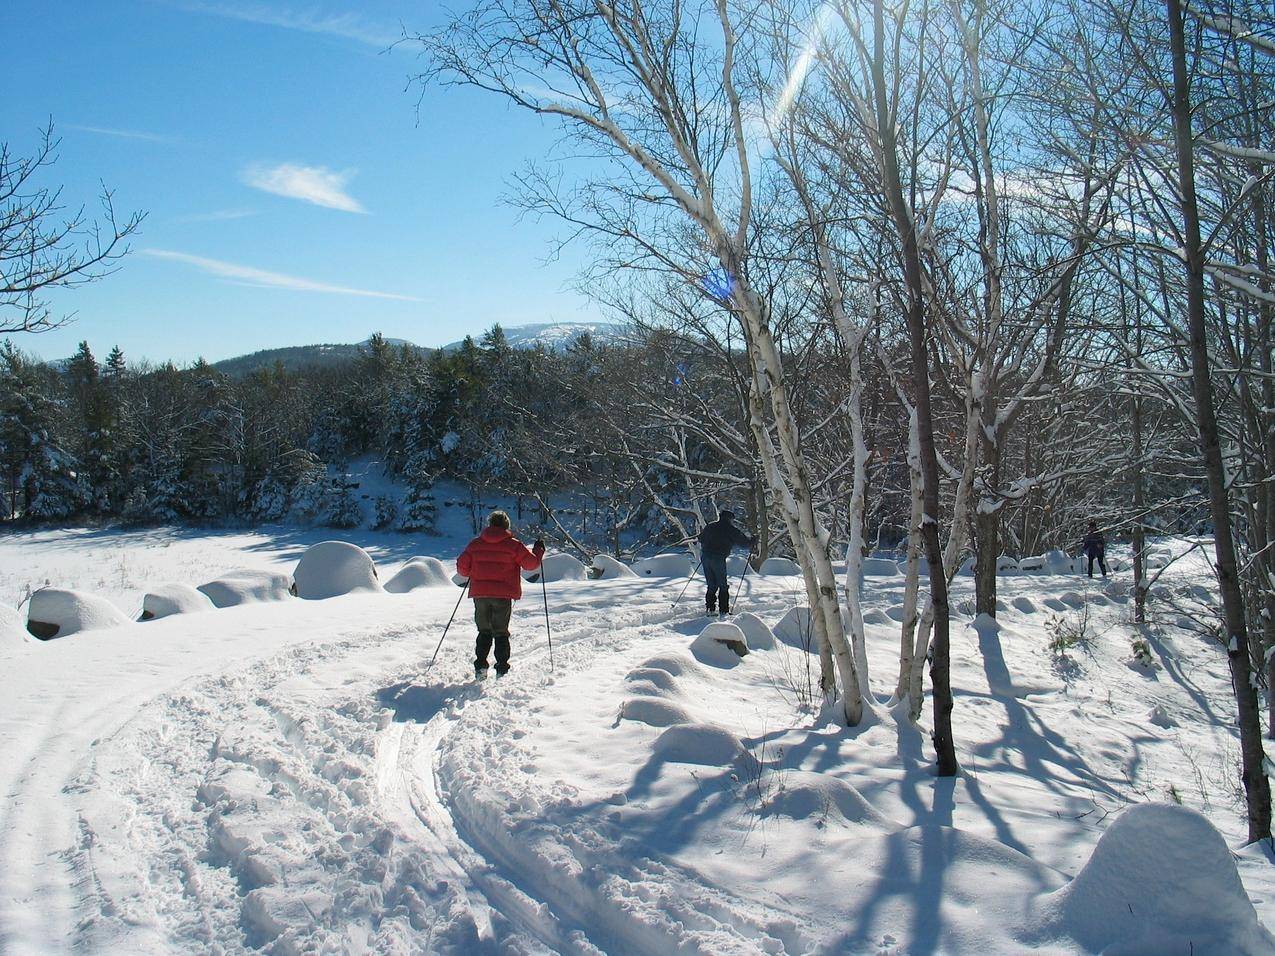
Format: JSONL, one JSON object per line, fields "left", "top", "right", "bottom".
{"left": 2, "top": 1, "right": 605, "bottom": 364}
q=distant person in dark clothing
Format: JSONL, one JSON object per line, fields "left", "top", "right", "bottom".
{"left": 698, "top": 510, "right": 756, "bottom": 615}
{"left": 457, "top": 510, "right": 545, "bottom": 677}
{"left": 1081, "top": 521, "right": 1107, "bottom": 578}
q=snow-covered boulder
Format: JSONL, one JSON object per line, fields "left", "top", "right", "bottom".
{"left": 293, "top": 542, "right": 382, "bottom": 601}
{"left": 861, "top": 557, "right": 900, "bottom": 577}
{"left": 773, "top": 607, "right": 817, "bottom": 652}
{"left": 631, "top": 553, "right": 695, "bottom": 578}
{"left": 958, "top": 556, "right": 976, "bottom": 576}
{"left": 997, "top": 554, "right": 1020, "bottom": 572}
{"left": 1, "top": 604, "right": 28, "bottom": 646}
{"left": 592, "top": 553, "right": 637, "bottom": 579}
{"left": 26, "top": 588, "right": 129, "bottom": 640}
{"left": 198, "top": 570, "right": 293, "bottom": 608}
{"left": 759, "top": 557, "right": 800, "bottom": 576}
{"left": 1146, "top": 546, "right": 1174, "bottom": 568}
{"left": 525, "top": 553, "right": 588, "bottom": 584}
{"left": 1018, "top": 554, "right": 1046, "bottom": 572}
{"left": 385, "top": 557, "right": 453, "bottom": 593}
{"left": 732, "top": 612, "right": 777, "bottom": 650}
{"left": 726, "top": 554, "right": 750, "bottom": 575}
{"left": 1047, "top": 803, "right": 1273, "bottom": 954}
{"left": 691, "top": 621, "right": 749, "bottom": 662}
{"left": 140, "top": 584, "right": 216, "bottom": 621}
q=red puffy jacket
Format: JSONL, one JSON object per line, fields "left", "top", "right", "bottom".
{"left": 456, "top": 527, "right": 544, "bottom": 600}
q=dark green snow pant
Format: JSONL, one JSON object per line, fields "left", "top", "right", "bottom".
{"left": 473, "top": 597, "right": 513, "bottom": 674}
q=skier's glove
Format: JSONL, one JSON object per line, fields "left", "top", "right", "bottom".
{"left": 533, "top": 539, "right": 546, "bottom": 554}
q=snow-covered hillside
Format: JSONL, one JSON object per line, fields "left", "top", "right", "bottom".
{"left": 0, "top": 531, "right": 1271, "bottom": 953}
{"left": 441, "top": 321, "right": 628, "bottom": 353}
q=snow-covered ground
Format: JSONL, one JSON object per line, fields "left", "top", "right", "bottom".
{"left": 1, "top": 528, "right": 1271, "bottom": 953}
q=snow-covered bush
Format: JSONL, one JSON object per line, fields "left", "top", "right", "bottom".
{"left": 861, "top": 557, "right": 900, "bottom": 577}
{"left": 631, "top": 553, "right": 694, "bottom": 577}
{"left": 592, "top": 554, "right": 637, "bottom": 579}
{"left": 527, "top": 553, "right": 588, "bottom": 583}
{"left": 691, "top": 621, "right": 749, "bottom": 662}
{"left": 140, "top": 584, "right": 216, "bottom": 620}
{"left": 732, "top": 612, "right": 776, "bottom": 650}
{"left": 759, "top": 557, "right": 800, "bottom": 576}
{"left": 293, "top": 542, "right": 382, "bottom": 600}
{"left": 198, "top": 570, "right": 293, "bottom": 608}
{"left": 385, "top": 557, "right": 453, "bottom": 593}
{"left": 26, "top": 588, "right": 129, "bottom": 639}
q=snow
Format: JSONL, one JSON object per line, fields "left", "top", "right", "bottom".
{"left": 591, "top": 553, "right": 637, "bottom": 579}
{"left": 26, "top": 587, "right": 130, "bottom": 639}
{"left": 140, "top": 583, "right": 216, "bottom": 621}
{"left": 292, "top": 541, "right": 383, "bottom": 600}
{"left": 526, "top": 552, "right": 588, "bottom": 583}
{"left": 198, "top": 569, "right": 294, "bottom": 608}
{"left": 384, "top": 557, "right": 453, "bottom": 592}
{"left": 1045, "top": 803, "right": 1272, "bottom": 954}
{"left": 862, "top": 556, "right": 901, "bottom": 576}
{"left": 631, "top": 552, "right": 694, "bottom": 577}
{"left": 0, "top": 529, "right": 1272, "bottom": 952}
{"left": 0, "top": 602, "right": 29, "bottom": 646}
{"left": 758, "top": 556, "right": 800, "bottom": 576}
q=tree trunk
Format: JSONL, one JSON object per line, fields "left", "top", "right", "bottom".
{"left": 872, "top": 0, "right": 957, "bottom": 775}
{"left": 1167, "top": 0, "right": 1270, "bottom": 841}
{"left": 895, "top": 409, "right": 925, "bottom": 703}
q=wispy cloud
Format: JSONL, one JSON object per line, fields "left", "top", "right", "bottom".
{"left": 64, "top": 124, "right": 173, "bottom": 143}
{"left": 144, "top": 249, "right": 420, "bottom": 301}
{"left": 176, "top": 208, "right": 260, "bottom": 223}
{"left": 165, "top": 1, "right": 398, "bottom": 47}
{"left": 242, "top": 163, "right": 367, "bottom": 213}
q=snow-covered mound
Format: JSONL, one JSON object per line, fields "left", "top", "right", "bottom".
{"left": 691, "top": 621, "right": 748, "bottom": 665}
{"left": 591, "top": 554, "right": 637, "bottom": 579}
{"left": 198, "top": 570, "right": 293, "bottom": 608}
{"left": 140, "top": 584, "right": 216, "bottom": 621}
{"left": 1046, "top": 803, "right": 1273, "bottom": 954}
{"left": 384, "top": 557, "right": 453, "bottom": 593}
{"left": 763, "top": 770, "right": 892, "bottom": 827}
{"left": 759, "top": 557, "right": 799, "bottom": 576}
{"left": 632, "top": 553, "right": 694, "bottom": 577}
{"left": 732, "top": 611, "right": 776, "bottom": 650}
{"left": 1043, "top": 549, "right": 1075, "bottom": 574}
{"left": 527, "top": 553, "right": 588, "bottom": 583}
{"left": 997, "top": 554, "right": 1020, "bottom": 572}
{"left": 726, "top": 554, "right": 750, "bottom": 575}
{"left": 0, "top": 604, "right": 28, "bottom": 646}
{"left": 292, "top": 542, "right": 383, "bottom": 601}
{"left": 773, "top": 606, "right": 816, "bottom": 651}
{"left": 26, "top": 588, "right": 129, "bottom": 640}
{"left": 861, "top": 557, "right": 900, "bottom": 577}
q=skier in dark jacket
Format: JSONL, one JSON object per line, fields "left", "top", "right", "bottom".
{"left": 1081, "top": 521, "right": 1107, "bottom": 578}
{"left": 457, "top": 510, "right": 545, "bottom": 677}
{"left": 698, "top": 510, "right": 756, "bottom": 615}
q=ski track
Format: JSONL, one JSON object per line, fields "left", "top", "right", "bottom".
{"left": 14, "top": 583, "right": 773, "bottom": 954}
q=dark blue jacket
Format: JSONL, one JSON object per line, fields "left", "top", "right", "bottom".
{"left": 699, "top": 518, "right": 754, "bottom": 558}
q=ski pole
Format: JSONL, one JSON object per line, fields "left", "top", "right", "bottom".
{"left": 427, "top": 580, "right": 470, "bottom": 670}
{"left": 672, "top": 558, "right": 703, "bottom": 609}
{"left": 731, "top": 553, "right": 753, "bottom": 611}
{"left": 541, "top": 572, "right": 554, "bottom": 670}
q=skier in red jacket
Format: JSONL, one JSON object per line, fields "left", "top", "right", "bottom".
{"left": 456, "top": 510, "right": 545, "bottom": 677}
